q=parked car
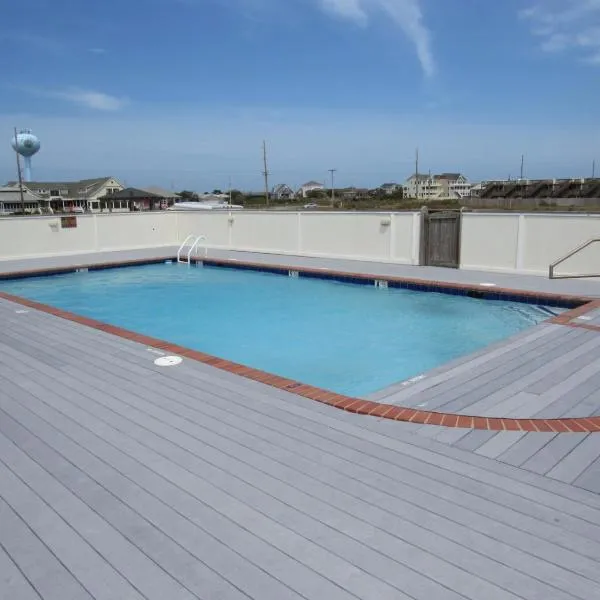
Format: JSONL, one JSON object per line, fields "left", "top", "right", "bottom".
{"left": 303, "top": 203, "right": 319, "bottom": 209}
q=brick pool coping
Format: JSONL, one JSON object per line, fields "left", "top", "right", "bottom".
{"left": 2, "top": 256, "right": 600, "bottom": 433}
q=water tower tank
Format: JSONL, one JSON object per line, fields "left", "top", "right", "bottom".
{"left": 11, "top": 129, "right": 41, "bottom": 182}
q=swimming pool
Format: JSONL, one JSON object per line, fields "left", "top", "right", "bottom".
{"left": 0, "top": 262, "right": 564, "bottom": 396}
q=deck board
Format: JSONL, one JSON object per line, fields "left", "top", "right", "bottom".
{"left": 3, "top": 296, "right": 600, "bottom": 599}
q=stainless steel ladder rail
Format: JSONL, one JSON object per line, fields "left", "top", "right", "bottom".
{"left": 187, "top": 235, "right": 207, "bottom": 263}
{"left": 177, "top": 234, "right": 207, "bottom": 264}
{"left": 549, "top": 237, "right": 600, "bottom": 279}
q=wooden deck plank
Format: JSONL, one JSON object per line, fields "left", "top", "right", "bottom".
{"left": 0, "top": 385, "right": 358, "bottom": 600}
{"left": 411, "top": 327, "right": 589, "bottom": 414}
{"left": 574, "top": 461, "right": 600, "bottom": 495}
{"left": 6, "top": 350, "right": 599, "bottom": 570}
{"left": 546, "top": 435, "right": 600, "bottom": 484}
{"left": 4, "top": 306, "right": 600, "bottom": 520}
{"left": 475, "top": 432, "right": 529, "bottom": 459}
{"left": 0, "top": 462, "right": 145, "bottom": 600}
{"left": 0, "top": 407, "right": 292, "bottom": 600}
{"left": 0, "top": 499, "right": 91, "bottom": 600}
{"left": 526, "top": 348, "right": 600, "bottom": 395}
{"left": 448, "top": 330, "right": 600, "bottom": 415}
{"left": 496, "top": 433, "right": 558, "bottom": 467}
{"left": 0, "top": 433, "right": 196, "bottom": 600}
{"left": 3, "top": 328, "right": 600, "bottom": 552}
{"left": 1, "top": 355, "right": 598, "bottom": 600}
{"left": 3, "top": 310, "right": 600, "bottom": 516}
{"left": 483, "top": 393, "right": 541, "bottom": 419}
{"left": 4, "top": 297, "right": 600, "bottom": 600}
{"left": 531, "top": 369, "right": 600, "bottom": 419}
{"left": 0, "top": 542, "right": 42, "bottom": 600}
{"left": 521, "top": 435, "right": 590, "bottom": 476}
{"left": 0, "top": 389, "right": 434, "bottom": 600}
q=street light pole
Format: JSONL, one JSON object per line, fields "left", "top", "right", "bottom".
{"left": 328, "top": 169, "right": 336, "bottom": 207}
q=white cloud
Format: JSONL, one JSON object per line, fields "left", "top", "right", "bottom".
{"left": 521, "top": 0, "right": 600, "bottom": 64}
{"left": 321, "top": 0, "right": 368, "bottom": 24}
{"left": 320, "top": 0, "right": 434, "bottom": 77}
{"left": 31, "top": 87, "right": 128, "bottom": 111}
{"left": 88, "top": 47, "right": 106, "bottom": 54}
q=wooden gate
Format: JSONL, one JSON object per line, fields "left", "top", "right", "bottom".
{"left": 421, "top": 209, "right": 461, "bottom": 268}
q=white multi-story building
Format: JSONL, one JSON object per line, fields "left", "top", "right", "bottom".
{"left": 298, "top": 180, "right": 325, "bottom": 198}
{"left": 403, "top": 173, "right": 471, "bottom": 199}
{"left": 437, "top": 173, "right": 471, "bottom": 198}
{"left": 403, "top": 174, "right": 443, "bottom": 199}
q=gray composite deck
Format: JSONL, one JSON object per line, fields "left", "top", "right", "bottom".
{"left": 2, "top": 297, "right": 600, "bottom": 600}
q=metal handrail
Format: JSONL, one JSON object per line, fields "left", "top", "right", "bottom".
{"left": 549, "top": 237, "right": 600, "bottom": 279}
{"left": 187, "top": 235, "right": 207, "bottom": 262}
{"left": 177, "top": 234, "right": 194, "bottom": 263}
{"left": 177, "top": 234, "right": 207, "bottom": 264}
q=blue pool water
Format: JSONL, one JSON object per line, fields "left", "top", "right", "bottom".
{"left": 1, "top": 263, "right": 563, "bottom": 396}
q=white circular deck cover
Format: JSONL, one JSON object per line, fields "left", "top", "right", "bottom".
{"left": 154, "top": 355, "right": 183, "bottom": 367}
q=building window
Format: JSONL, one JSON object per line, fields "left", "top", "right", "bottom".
{"left": 50, "top": 189, "right": 60, "bottom": 196}
{"left": 92, "top": 202, "right": 99, "bottom": 210}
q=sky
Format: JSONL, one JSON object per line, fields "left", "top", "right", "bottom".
{"left": 1, "top": 0, "right": 600, "bottom": 191}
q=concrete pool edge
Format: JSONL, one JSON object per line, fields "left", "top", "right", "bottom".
{"left": 2, "top": 258, "right": 600, "bottom": 432}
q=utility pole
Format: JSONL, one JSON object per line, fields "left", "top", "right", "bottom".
{"left": 13, "top": 127, "right": 25, "bottom": 213}
{"left": 520, "top": 154, "right": 524, "bottom": 180}
{"left": 262, "top": 140, "right": 270, "bottom": 206}
{"left": 592, "top": 159, "right": 596, "bottom": 179}
{"left": 328, "top": 169, "right": 337, "bottom": 207}
{"left": 228, "top": 176, "right": 232, "bottom": 207}
{"left": 415, "top": 148, "right": 420, "bottom": 200}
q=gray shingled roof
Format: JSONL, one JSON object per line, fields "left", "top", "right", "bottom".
{"left": 105, "top": 187, "right": 163, "bottom": 200}
{"left": 0, "top": 186, "right": 47, "bottom": 203}
{"left": 5, "top": 177, "right": 119, "bottom": 198}
{"left": 140, "top": 186, "right": 181, "bottom": 198}
{"left": 434, "top": 173, "right": 463, "bottom": 180}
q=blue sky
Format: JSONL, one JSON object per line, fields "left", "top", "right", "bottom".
{"left": 1, "top": 0, "right": 599, "bottom": 191}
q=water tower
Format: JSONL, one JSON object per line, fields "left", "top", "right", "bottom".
{"left": 11, "top": 128, "right": 41, "bottom": 182}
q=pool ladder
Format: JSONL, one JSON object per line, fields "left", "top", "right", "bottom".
{"left": 177, "top": 234, "right": 207, "bottom": 264}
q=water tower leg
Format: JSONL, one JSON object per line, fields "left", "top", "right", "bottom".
{"left": 23, "top": 157, "right": 32, "bottom": 182}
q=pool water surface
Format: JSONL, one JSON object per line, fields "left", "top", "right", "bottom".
{"left": 0, "top": 263, "right": 563, "bottom": 396}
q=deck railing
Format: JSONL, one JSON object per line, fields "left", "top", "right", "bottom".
{"left": 549, "top": 237, "right": 600, "bottom": 279}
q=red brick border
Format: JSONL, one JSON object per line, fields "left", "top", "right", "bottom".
{"left": 2, "top": 284, "right": 600, "bottom": 433}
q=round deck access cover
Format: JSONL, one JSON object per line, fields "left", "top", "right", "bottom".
{"left": 154, "top": 356, "right": 183, "bottom": 367}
